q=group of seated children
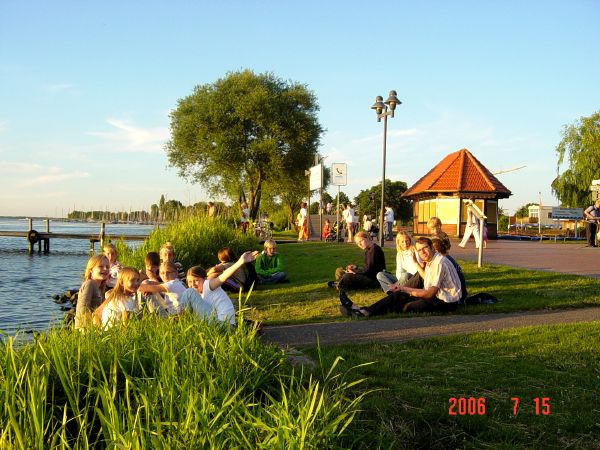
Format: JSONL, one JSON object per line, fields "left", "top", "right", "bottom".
{"left": 74, "top": 240, "right": 288, "bottom": 331}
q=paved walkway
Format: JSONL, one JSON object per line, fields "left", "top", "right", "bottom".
{"left": 263, "top": 238, "right": 600, "bottom": 347}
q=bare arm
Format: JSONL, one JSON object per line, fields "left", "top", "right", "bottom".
{"left": 208, "top": 251, "right": 257, "bottom": 291}
{"left": 138, "top": 283, "right": 167, "bottom": 294}
{"left": 399, "top": 284, "right": 438, "bottom": 299}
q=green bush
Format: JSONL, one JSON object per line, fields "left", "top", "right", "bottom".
{"left": 113, "top": 215, "right": 259, "bottom": 270}
{"left": 0, "top": 316, "right": 367, "bottom": 448}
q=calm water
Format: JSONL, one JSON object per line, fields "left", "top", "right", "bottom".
{"left": 0, "top": 218, "right": 155, "bottom": 336}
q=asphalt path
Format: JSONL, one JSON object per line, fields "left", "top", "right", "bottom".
{"left": 262, "top": 238, "right": 600, "bottom": 348}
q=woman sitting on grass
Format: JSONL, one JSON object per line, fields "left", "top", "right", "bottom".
{"left": 100, "top": 267, "right": 142, "bottom": 328}
{"left": 376, "top": 231, "right": 422, "bottom": 293}
{"left": 180, "top": 251, "right": 257, "bottom": 325}
{"left": 75, "top": 254, "right": 110, "bottom": 330}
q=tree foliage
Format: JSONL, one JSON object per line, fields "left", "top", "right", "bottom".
{"left": 514, "top": 202, "right": 536, "bottom": 218}
{"left": 166, "top": 70, "right": 324, "bottom": 219}
{"left": 552, "top": 111, "right": 600, "bottom": 207}
{"left": 353, "top": 180, "right": 412, "bottom": 224}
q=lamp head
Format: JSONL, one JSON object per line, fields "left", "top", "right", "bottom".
{"left": 384, "top": 90, "right": 402, "bottom": 111}
{"left": 371, "top": 96, "right": 385, "bottom": 116}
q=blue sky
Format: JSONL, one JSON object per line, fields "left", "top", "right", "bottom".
{"left": 1, "top": 0, "right": 599, "bottom": 217}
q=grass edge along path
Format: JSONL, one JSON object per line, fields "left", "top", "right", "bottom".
{"left": 309, "top": 321, "right": 600, "bottom": 450}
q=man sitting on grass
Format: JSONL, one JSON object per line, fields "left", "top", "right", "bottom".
{"left": 255, "top": 239, "right": 289, "bottom": 284}
{"left": 339, "top": 236, "right": 461, "bottom": 317}
{"left": 328, "top": 231, "right": 386, "bottom": 291}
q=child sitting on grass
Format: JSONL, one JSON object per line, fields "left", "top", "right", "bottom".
{"left": 138, "top": 261, "right": 187, "bottom": 315}
{"left": 207, "top": 247, "right": 258, "bottom": 292}
{"left": 99, "top": 267, "right": 142, "bottom": 328}
{"left": 103, "top": 243, "right": 122, "bottom": 288}
{"left": 180, "top": 251, "right": 257, "bottom": 325}
{"left": 427, "top": 217, "right": 451, "bottom": 251}
{"left": 255, "top": 240, "right": 288, "bottom": 284}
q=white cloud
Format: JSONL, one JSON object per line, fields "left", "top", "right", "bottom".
{"left": 17, "top": 172, "right": 90, "bottom": 188}
{"left": 86, "top": 118, "right": 169, "bottom": 153}
{"left": 0, "top": 161, "right": 89, "bottom": 187}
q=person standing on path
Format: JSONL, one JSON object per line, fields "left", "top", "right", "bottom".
{"left": 384, "top": 206, "right": 394, "bottom": 241}
{"left": 297, "top": 202, "right": 308, "bottom": 241}
{"left": 342, "top": 204, "right": 355, "bottom": 243}
{"left": 240, "top": 202, "right": 250, "bottom": 233}
{"left": 584, "top": 199, "right": 600, "bottom": 247}
{"left": 459, "top": 207, "right": 481, "bottom": 249}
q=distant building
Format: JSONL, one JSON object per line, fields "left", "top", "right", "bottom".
{"left": 402, "top": 148, "right": 512, "bottom": 239}
{"left": 527, "top": 205, "right": 555, "bottom": 227}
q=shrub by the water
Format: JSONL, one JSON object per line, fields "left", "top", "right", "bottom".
{"left": 114, "top": 216, "right": 259, "bottom": 270}
{"left": 0, "top": 315, "right": 367, "bottom": 448}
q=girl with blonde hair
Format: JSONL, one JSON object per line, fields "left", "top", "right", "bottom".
{"left": 376, "top": 231, "right": 422, "bottom": 293}
{"left": 100, "top": 267, "right": 142, "bottom": 328}
{"left": 75, "top": 254, "right": 110, "bottom": 330}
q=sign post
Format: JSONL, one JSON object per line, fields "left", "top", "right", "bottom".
{"left": 331, "top": 163, "right": 347, "bottom": 242}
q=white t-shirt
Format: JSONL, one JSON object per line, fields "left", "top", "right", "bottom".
{"left": 424, "top": 252, "right": 462, "bottom": 303}
{"left": 163, "top": 279, "right": 187, "bottom": 314}
{"left": 385, "top": 207, "right": 394, "bottom": 223}
{"left": 299, "top": 207, "right": 307, "bottom": 225}
{"left": 179, "top": 280, "right": 236, "bottom": 325}
{"left": 101, "top": 294, "right": 140, "bottom": 328}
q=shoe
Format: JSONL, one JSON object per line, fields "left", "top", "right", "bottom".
{"left": 327, "top": 281, "right": 338, "bottom": 288}
{"left": 351, "top": 308, "right": 366, "bottom": 318}
{"left": 339, "top": 304, "right": 352, "bottom": 317}
{"left": 458, "top": 243, "right": 465, "bottom": 248}
{"left": 339, "top": 290, "right": 353, "bottom": 307}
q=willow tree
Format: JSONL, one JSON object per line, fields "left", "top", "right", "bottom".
{"left": 165, "top": 70, "right": 323, "bottom": 220}
{"left": 552, "top": 111, "right": 600, "bottom": 207}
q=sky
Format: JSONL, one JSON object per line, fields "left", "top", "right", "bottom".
{"left": 1, "top": 0, "right": 599, "bottom": 217}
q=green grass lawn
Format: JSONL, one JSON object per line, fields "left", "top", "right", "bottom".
{"left": 311, "top": 322, "right": 600, "bottom": 449}
{"left": 246, "top": 241, "right": 600, "bottom": 325}
{"left": 245, "top": 241, "right": 600, "bottom": 448}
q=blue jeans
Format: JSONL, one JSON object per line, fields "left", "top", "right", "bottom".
{"left": 258, "top": 272, "right": 287, "bottom": 284}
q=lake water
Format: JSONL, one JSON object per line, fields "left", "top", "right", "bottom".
{"left": 0, "top": 218, "right": 155, "bottom": 336}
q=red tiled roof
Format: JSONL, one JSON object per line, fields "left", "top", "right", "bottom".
{"left": 402, "top": 148, "right": 512, "bottom": 199}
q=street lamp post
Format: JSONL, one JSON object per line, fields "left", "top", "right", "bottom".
{"left": 371, "top": 90, "right": 402, "bottom": 247}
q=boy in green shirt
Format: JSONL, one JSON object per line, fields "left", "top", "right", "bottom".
{"left": 255, "top": 240, "right": 288, "bottom": 284}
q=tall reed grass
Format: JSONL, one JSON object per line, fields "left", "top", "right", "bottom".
{"left": 0, "top": 315, "right": 367, "bottom": 449}
{"left": 114, "top": 215, "right": 258, "bottom": 270}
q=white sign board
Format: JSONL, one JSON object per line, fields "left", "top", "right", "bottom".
{"left": 331, "top": 163, "right": 347, "bottom": 186}
{"left": 309, "top": 164, "right": 322, "bottom": 191}
{"left": 551, "top": 207, "right": 583, "bottom": 220}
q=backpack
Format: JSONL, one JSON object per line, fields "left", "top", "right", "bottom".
{"left": 463, "top": 292, "right": 499, "bottom": 305}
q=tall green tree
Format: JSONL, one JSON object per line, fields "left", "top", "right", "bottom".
{"left": 552, "top": 111, "right": 600, "bottom": 207}
{"left": 165, "top": 70, "right": 324, "bottom": 220}
{"left": 354, "top": 180, "right": 412, "bottom": 224}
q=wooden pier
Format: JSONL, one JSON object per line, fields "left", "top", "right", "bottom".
{"left": 0, "top": 219, "right": 148, "bottom": 255}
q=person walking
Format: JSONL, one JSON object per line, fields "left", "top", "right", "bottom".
{"left": 584, "top": 199, "right": 600, "bottom": 247}
{"left": 459, "top": 206, "right": 481, "bottom": 249}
